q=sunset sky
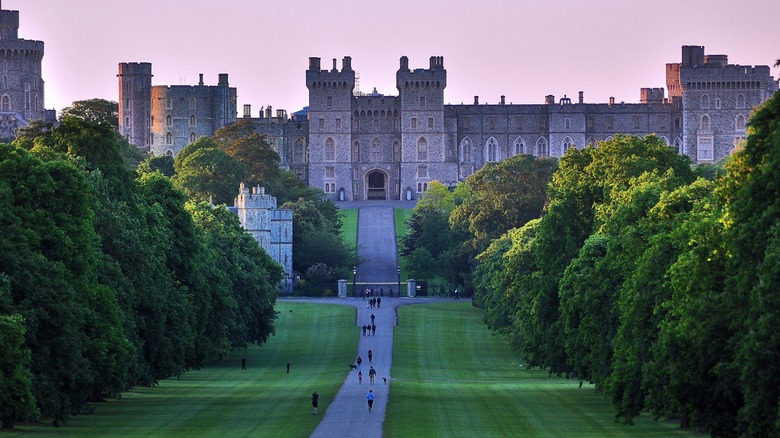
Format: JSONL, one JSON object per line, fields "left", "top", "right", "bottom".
{"left": 7, "top": 0, "right": 779, "bottom": 115}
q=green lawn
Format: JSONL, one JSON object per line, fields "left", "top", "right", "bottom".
{"left": 386, "top": 302, "right": 688, "bottom": 437}
{"left": 394, "top": 208, "right": 413, "bottom": 282}
{"left": 339, "top": 208, "right": 358, "bottom": 248}
{"left": 8, "top": 302, "right": 357, "bottom": 437}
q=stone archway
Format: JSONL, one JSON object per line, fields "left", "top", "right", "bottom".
{"left": 366, "top": 169, "right": 387, "bottom": 200}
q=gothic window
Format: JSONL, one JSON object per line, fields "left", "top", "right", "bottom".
{"left": 189, "top": 115, "right": 195, "bottom": 127}
{"left": 674, "top": 137, "right": 682, "bottom": 154}
{"left": 715, "top": 98, "right": 721, "bottom": 109}
{"left": 461, "top": 137, "right": 473, "bottom": 162}
{"left": 562, "top": 136, "right": 574, "bottom": 153}
{"left": 369, "top": 139, "right": 381, "bottom": 162}
{"left": 352, "top": 141, "right": 361, "bottom": 162}
{"left": 294, "top": 140, "right": 304, "bottom": 163}
{"left": 1, "top": 95, "right": 8, "bottom": 111}
{"left": 701, "top": 94, "right": 710, "bottom": 109}
{"left": 394, "top": 118, "right": 400, "bottom": 130}
{"left": 189, "top": 132, "right": 196, "bottom": 143}
{"left": 659, "top": 136, "right": 670, "bottom": 145}
{"left": 736, "top": 94, "right": 745, "bottom": 109}
{"left": 513, "top": 137, "right": 525, "bottom": 156}
{"left": 485, "top": 137, "right": 498, "bottom": 162}
{"left": 125, "top": 117, "right": 130, "bottom": 128}
{"left": 354, "top": 119, "right": 359, "bottom": 131}
{"left": 565, "top": 118, "right": 571, "bottom": 130}
{"left": 700, "top": 115, "right": 711, "bottom": 131}
{"left": 373, "top": 119, "right": 379, "bottom": 131}
{"left": 420, "top": 96, "right": 426, "bottom": 109}
{"left": 189, "top": 97, "right": 196, "bottom": 109}
{"left": 417, "top": 137, "right": 428, "bottom": 161}
{"left": 166, "top": 115, "right": 172, "bottom": 126}
{"left": 735, "top": 114, "right": 746, "bottom": 132}
{"left": 324, "top": 137, "right": 335, "bottom": 161}
{"left": 165, "top": 149, "right": 173, "bottom": 156}
{"left": 166, "top": 132, "right": 172, "bottom": 144}
{"left": 586, "top": 137, "right": 597, "bottom": 147}
{"left": 393, "top": 141, "right": 400, "bottom": 162}
{"left": 417, "top": 165, "right": 428, "bottom": 178}
{"left": 697, "top": 136, "right": 714, "bottom": 161}
{"left": 536, "top": 137, "right": 548, "bottom": 157}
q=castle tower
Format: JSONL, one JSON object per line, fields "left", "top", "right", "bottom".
{"left": 0, "top": 8, "right": 46, "bottom": 123}
{"left": 118, "top": 62, "right": 152, "bottom": 151}
{"left": 306, "top": 56, "right": 356, "bottom": 199}
{"left": 396, "top": 56, "right": 454, "bottom": 200}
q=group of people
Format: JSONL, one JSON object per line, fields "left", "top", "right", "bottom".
{"left": 365, "top": 296, "right": 381, "bottom": 308}
{"left": 361, "top": 323, "right": 376, "bottom": 336}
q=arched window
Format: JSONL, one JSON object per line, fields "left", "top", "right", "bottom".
{"left": 393, "top": 141, "right": 400, "bottom": 162}
{"left": 417, "top": 137, "right": 428, "bottom": 161}
{"left": 735, "top": 114, "right": 746, "bottom": 132}
{"left": 165, "top": 149, "right": 173, "bottom": 156}
{"left": 700, "top": 115, "right": 711, "bottom": 131}
{"left": 562, "top": 136, "right": 574, "bottom": 153}
{"left": 513, "top": 137, "right": 525, "bottom": 156}
{"left": 701, "top": 94, "right": 710, "bottom": 109}
{"left": 189, "top": 132, "right": 196, "bottom": 143}
{"left": 166, "top": 115, "right": 172, "bottom": 126}
{"left": 166, "top": 132, "right": 172, "bottom": 144}
{"left": 2, "top": 76, "right": 7, "bottom": 89}
{"left": 659, "top": 136, "right": 670, "bottom": 145}
{"left": 715, "top": 98, "right": 721, "bottom": 109}
{"left": 674, "top": 137, "right": 683, "bottom": 154}
{"left": 586, "top": 137, "right": 598, "bottom": 147}
{"left": 373, "top": 119, "right": 379, "bottom": 131}
{"left": 294, "top": 140, "right": 304, "bottom": 163}
{"left": 536, "top": 137, "right": 548, "bottom": 157}
{"left": 352, "top": 141, "right": 361, "bottom": 162}
{"left": 189, "top": 115, "right": 195, "bottom": 127}
{"left": 1, "top": 95, "right": 9, "bottom": 111}
{"left": 736, "top": 94, "right": 745, "bottom": 109}
{"left": 461, "top": 137, "right": 473, "bottom": 162}
{"left": 485, "top": 137, "right": 498, "bottom": 162}
{"left": 353, "top": 119, "right": 359, "bottom": 131}
{"left": 125, "top": 117, "right": 130, "bottom": 128}
{"left": 371, "top": 138, "right": 382, "bottom": 162}
{"left": 324, "top": 138, "right": 336, "bottom": 161}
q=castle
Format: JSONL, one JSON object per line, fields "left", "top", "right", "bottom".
{"left": 118, "top": 46, "right": 776, "bottom": 202}
{"left": 0, "top": 8, "right": 55, "bottom": 141}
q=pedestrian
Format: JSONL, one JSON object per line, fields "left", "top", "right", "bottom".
{"left": 377, "top": 297, "right": 382, "bottom": 308}
{"left": 368, "top": 349, "right": 373, "bottom": 363}
{"left": 311, "top": 390, "right": 319, "bottom": 415}
{"left": 287, "top": 360, "right": 291, "bottom": 373}
{"left": 454, "top": 288, "right": 460, "bottom": 300}
{"left": 368, "top": 366, "right": 377, "bottom": 384}
{"left": 356, "top": 355, "right": 363, "bottom": 370}
{"left": 362, "top": 324, "right": 367, "bottom": 336}
{"left": 366, "top": 389, "right": 375, "bottom": 412}
{"left": 370, "top": 313, "right": 375, "bottom": 324}
{"left": 371, "top": 323, "right": 376, "bottom": 336}
{"left": 241, "top": 356, "right": 246, "bottom": 370}
{"left": 358, "top": 370, "right": 363, "bottom": 384}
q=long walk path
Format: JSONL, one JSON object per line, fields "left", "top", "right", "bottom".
{"left": 310, "top": 205, "right": 399, "bottom": 438}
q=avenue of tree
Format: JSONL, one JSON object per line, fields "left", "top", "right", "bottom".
{"left": 401, "top": 91, "right": 780, "bottom": 437}
{"left": 0, "top": 102, "right": 355, "bottom": 428}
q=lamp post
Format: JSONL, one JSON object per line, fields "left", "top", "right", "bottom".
{"left": 352, "top": 266, "right": 357, "bottom": 298}
{"left": 397, "top": 265, "right": 401, "bottom": 298}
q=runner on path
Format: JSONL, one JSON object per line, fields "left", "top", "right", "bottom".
{"left": 367, "top": 389, "right": 375, "bottom": 412}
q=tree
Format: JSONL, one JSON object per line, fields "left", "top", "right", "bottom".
{"left": 173, "top": 138, "right": 246, "bottom": 205}
{"left": 213, "top": 119, "right": 281, "bottom": 191}
{"left": 59, "top": 98, "right": 119, "bottom": 128}
{"left": 0, "top": 313, "right": 38, "bottom": 429}
{"left": 137, "top": 154, "right": 175, "bottom": 177}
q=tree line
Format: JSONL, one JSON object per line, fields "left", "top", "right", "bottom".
{"left": 0, "top": 102, "right": 354, "bottom": 428}
{"left": 405, "top": 91, "right": 780, "bottom": 436}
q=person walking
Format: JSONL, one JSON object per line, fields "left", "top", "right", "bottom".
{"left": 377, "top": 296, "right": 382, "bottom": 308}
{"left": 370, "top": 313, "right": 375, "bottom": 324}
{"left": 358, "top": 371, "right": 363, "bottom": 384}
{"left": 368, "top": 366, "right": 377, "bottom": 384}
{"left": 287, "top": 360, "right": 291, "bottom": 373}
{"left": 368, "top": 349, "right": 373, "bottom": 363}
{"left": 356, "top": 355, "right": 363, "bottom": 370}
{"left": 362, "top": 324, "right": 367, "bottom": 336}
{"left": 371, "top": 323, "right": 376, "bottom": 336}
{"left": 241, "top": 356, "right": 246, "bottom": 370}
{"left": 311, "top": 390, "right": 319, "bottom": 415}
{"left": 366, "top": 389, "right": 375, "bottom": 412}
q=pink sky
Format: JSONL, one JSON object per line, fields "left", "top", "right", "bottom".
{"left": 7, "top": 0, "right": 779, "bottom": 115}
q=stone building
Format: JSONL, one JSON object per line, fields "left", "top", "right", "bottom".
{"left": 0, "top": 8, "right": 55, "bottom": 141}
{"left": 238, "top": 103, "right": 309, "bottom": 179}
{"left": 232, "top": 183, "right": 293, "bottom": 287}
{"left": 303, "top": 46, "right": 777, "bottom": 201}
{"left": 118, "top": 63, "right": 238, "bottom": 155}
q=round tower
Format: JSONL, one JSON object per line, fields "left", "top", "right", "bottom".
{"left": 118, "top": 62, "right": 152, "bottom": 151}
{"left": 0, "top": 9, "right": 45, "bottom": 122}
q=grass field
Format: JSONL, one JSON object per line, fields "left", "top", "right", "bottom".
{"left": 339, "top": 208, "right": 358, "bottom": 248}
{"left": 8, "top": 303, "right": 358, "bottom": 437}
{"left": 393, "top": 208, "right": 413, "bottom": 282}
{"left": 386, "top": 302, "right": 688, "bottom": 437}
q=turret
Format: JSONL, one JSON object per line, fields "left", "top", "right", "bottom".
{"left": 118, "top": 62, "right": 153, "bottom": 150}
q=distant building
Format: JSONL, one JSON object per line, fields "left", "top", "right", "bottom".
{"left": 238, "top": 104, "right": 309, "bottom": 180}
{"left": 0, "top": 8, "right": 55, "bottom": 141}
{"left": 118, "top": 63, "right": 237, "bottom": 155}
{"left": 232, "top": 183, "right": 293, "bottom": 288}
{"left": 304, "top": 46, "right": 777, "bottom": 201}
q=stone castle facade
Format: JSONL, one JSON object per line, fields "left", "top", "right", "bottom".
{"left": 118, "top": 63, "right": 238, "bottom": 156}
{"left": 0, "top": 8, "right": 55, "bottom": 141}
{"left": 232, "top": 183, "right": 293, "bottom": 281}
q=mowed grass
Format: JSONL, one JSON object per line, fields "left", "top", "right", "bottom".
{"left": 339, "top": 207, "right": 358, "bottom": 248}
{"left": 8, "top": 302, "right": 357, "bottom": 437}
{"left": 394, "top": 208, "right": 413, "bottom": 281}
{"left": 386, "top": 302, "right": 687, "bottom": 438}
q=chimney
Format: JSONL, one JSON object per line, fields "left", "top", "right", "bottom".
{"left": 474, "top": 96, "right": 479, "bottom": 105}
{"left": 266, "top": 105, "right": 272, "bottom": 118}
{"left": 342, "top": 56, "right": 352, "bottom": 71}
{"left": 500, "top": 95, "right": 505, "bottom": 105}
{"left": 243, "top": 104, "right": 251, "bottom": 118}
{"left": 399, "top": 56, "right": 409, "bottom": 71}
{"left": 545, "top": 95, "right": 555, "bottom": 105}
{"left": 218, "top": 73, "right": 229, "bottom": 87}
{"left": 578, "top": 91, "right": 584, "bottom": 104}
{"left": 609, "top": 96, "right": 615, "bottom": 106}
{"left": 308, "top": 57, "right": 321, "bottom": 71}
{"left": 199, "top": 73, "right": 204, "bottom": 86}
{"left": 332, "top": 58, "right": 338, "bottom": 71}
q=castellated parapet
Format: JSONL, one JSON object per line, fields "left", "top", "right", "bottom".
{"left": 233, "top": 183, "right": 293, "bottom": 278}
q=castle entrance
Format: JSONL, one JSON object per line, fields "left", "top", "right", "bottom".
{"left": 366, "top": 170, "right": 387, "bottom": 200}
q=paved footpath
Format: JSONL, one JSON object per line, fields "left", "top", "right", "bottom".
{"left": 280, "top": 296, "right": 455, "bottom": 438}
